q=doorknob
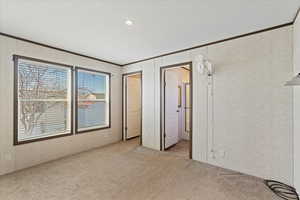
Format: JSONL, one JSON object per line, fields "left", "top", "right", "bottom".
{"left": 176, "top": 110, "right": 180, "bottom": 112}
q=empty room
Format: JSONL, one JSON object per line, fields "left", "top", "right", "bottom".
{"left": 1, "top": 1, "right": 300, "bottom": 200}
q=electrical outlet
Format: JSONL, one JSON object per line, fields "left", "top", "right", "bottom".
{"left": 210, "top": 149, "right": 226, "bottom": 159}
{"left": 210, "top": 149, "right": 216, "bottom": 159}
{"left": 2, "top": 152, "right": 13, "bottom": 161}
{"left": 218, "top": 150, "right": 226, "bottom": 158}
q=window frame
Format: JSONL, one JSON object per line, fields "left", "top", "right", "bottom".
{"left": 13, "top": 55, "right": 74, "bottom": 145}
{"left": 75, "top": 67, "right": 111, "bottom": 134}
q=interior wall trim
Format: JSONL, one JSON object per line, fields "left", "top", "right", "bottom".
{"left": 0, "top": 32, "right": 122, "bottom": 67}
{"left": 122, "top": 22, "right": 293, "bottom": 66}
{"left": 0, "top": 17, "right": 296, "bottom": 68}
{"left": 293, "top": 7, "right": 300, "bottom": 23}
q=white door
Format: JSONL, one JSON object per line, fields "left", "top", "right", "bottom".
{"left": 164, "top": 69, "right": 179, "bottom": 148}
{"left": 126, "top": 75, "right": 142, "bottom": 139}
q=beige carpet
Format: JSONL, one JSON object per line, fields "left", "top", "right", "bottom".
{"left": 166, "top": 140, "right": 190, "bottom": 158}
{"left": 0, "top": 138, "right": 280, "bottom": 200}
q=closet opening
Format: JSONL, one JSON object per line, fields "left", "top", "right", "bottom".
{"left": 122, "top": 71, "right": 143, "bottom": 145}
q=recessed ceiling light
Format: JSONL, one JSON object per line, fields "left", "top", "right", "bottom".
{"left": 125, "top": 20, "right": 133, "bottom": 26}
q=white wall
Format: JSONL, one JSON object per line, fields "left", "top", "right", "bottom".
{"left": 0, "top": 35, "right": 122, "bottom": 175}
{"left": 123, "top": 26, "right": 294, "bottom": 184}
{"left": 294, "top": 14, "right": 300, "bottom": 192}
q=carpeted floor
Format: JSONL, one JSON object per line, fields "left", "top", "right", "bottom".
{"left": 0, "top": 138, "right": 280, "bottom": 200}
{"left": 166, "top": 139, "right": 190, "bottom": 158}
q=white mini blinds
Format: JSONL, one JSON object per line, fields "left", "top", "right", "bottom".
{"left": 14, "top": 55, "right": 73, "bottom": 144}
{"left": 75, "top": 68, "right": 110, "bottom": 133}
{"left": 13, "top": 55, "right": 111, "bottom": 145}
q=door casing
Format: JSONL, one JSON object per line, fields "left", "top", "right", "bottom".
{"left": 122, "top": 71, "right": 143, "bottom": 145}
{"left": 160, "top": 62, "right": 193, "bottom": 159}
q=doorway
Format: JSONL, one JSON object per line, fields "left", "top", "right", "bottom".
{"left": 122, "top": 71, "right": 142, "bottom": 144}
{"left": 160, "top": 62, "right": 192, "bottom": 159}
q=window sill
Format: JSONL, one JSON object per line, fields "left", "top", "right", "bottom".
{"left": 75, "top": 126, "right": 111, "bottom": 134}
{"left": 14, "top": 132, "right": 73, "bottom": 146}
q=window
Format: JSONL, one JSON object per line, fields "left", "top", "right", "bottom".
{"left": 14, "top": 55, "right": 73, "bottom": 144}
{"left": 75, "top": 68, "right": 110, "bottom": 133}
{"left": 13, "top": 55, "right": 111, "bottom": 144}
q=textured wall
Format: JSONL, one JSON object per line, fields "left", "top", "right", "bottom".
{"left": 123, "top": 26, "right": 293, "bottom": 184}
{"left": 294, "top": 14, "right": 300, "bottom": 191}
{"left": 0, "top": 35, "right": 122, "bottom": 175}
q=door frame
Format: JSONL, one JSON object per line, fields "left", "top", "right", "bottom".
{"left": 122, "top": 71, "right": 143, "bottom": 145}
{"left": 160, "top": 62, "right": 193, "bottom": 159}
{"left": 184, "top": 82, "right": 191, "bottom": 133}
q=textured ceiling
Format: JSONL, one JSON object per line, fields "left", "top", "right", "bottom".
{"left": 0, "top": 0, "right": 299, "bottom": 65}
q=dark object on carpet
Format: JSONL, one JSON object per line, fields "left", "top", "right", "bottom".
{"left": 265, "top": 180, "right": 299, "bottom": 200}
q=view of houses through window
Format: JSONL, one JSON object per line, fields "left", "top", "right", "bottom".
{"left": 77, "top": 69, "right": 110, "bottom": 132}
{"left": 14, "top": 56, "right": 110, "bottom": 144}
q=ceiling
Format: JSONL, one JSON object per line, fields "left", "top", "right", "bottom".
{"left": 0, "top": 0, "right": 299, "bottom": 66}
